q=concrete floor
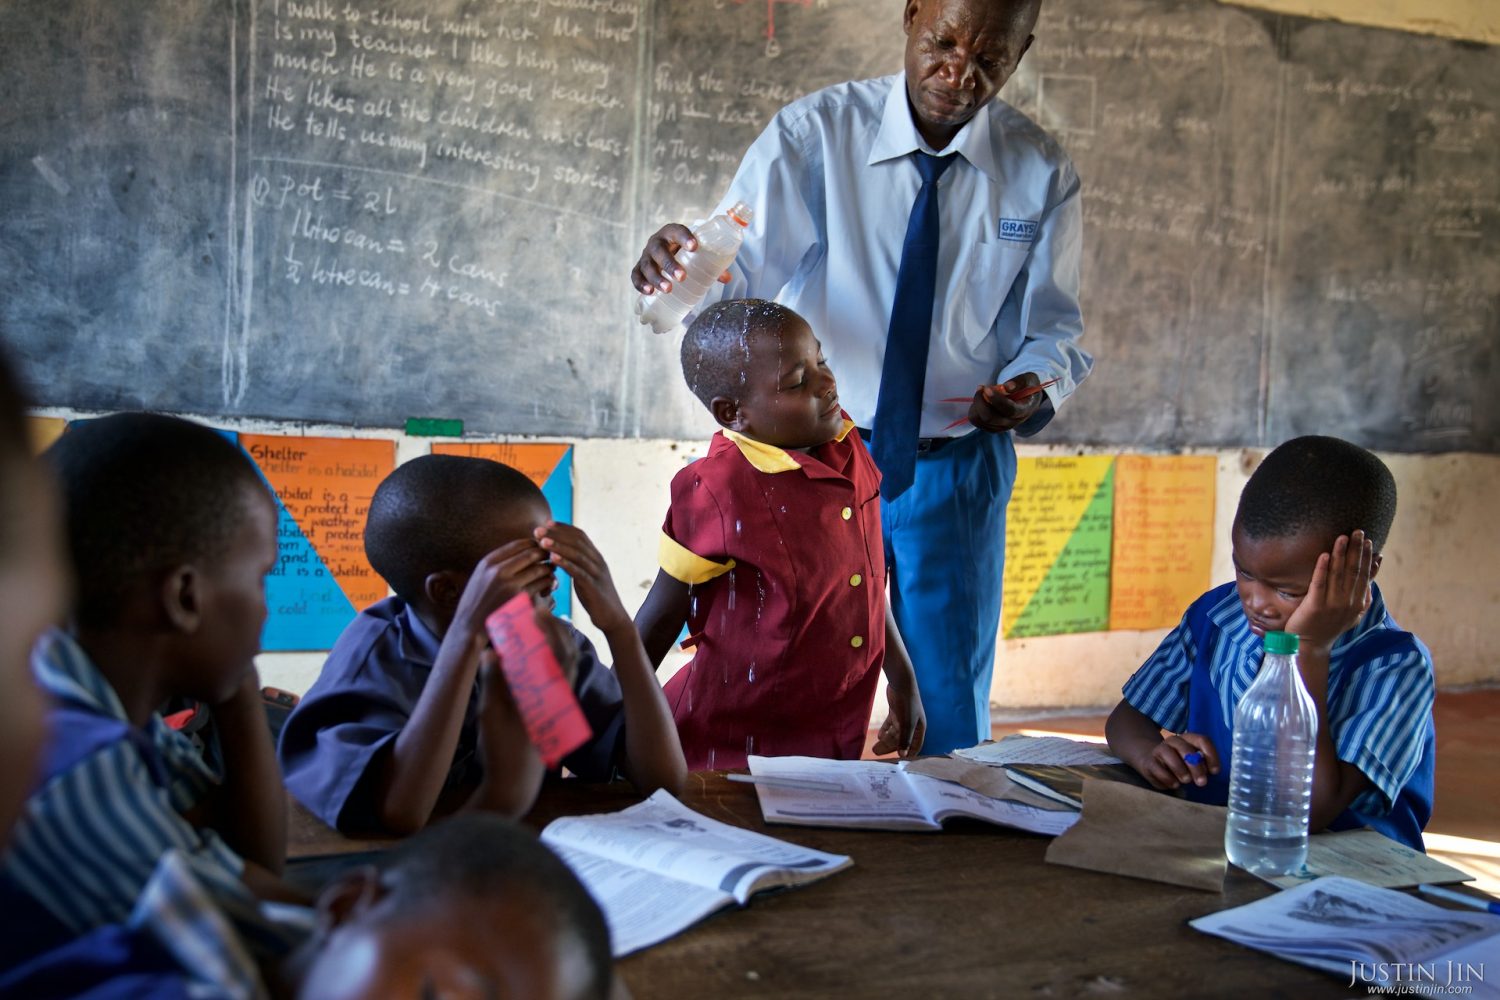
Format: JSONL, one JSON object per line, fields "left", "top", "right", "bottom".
{"left": 870, "top": 687, "right": 1500, "bottom": 893}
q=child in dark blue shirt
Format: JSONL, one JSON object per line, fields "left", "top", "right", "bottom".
{"left": 280, "top": 454, "right": 685, "bottom": 834}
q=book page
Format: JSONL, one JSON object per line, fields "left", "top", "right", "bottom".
{"left": 1190, "top": 876, "right": 1500, "bottom": 986}
{"left": 1261, "top": 829, "right": 1475, "bottom": 891}
{"left": 954, "top": 734, "right": 1122, "bottom": 767}
{"left": 541, "top": 790, "right": 850, "bottom": 905}
{"left": 908, "top": 771, "right": 1081, "bottom": 837}
{"left": 545, "top": 842, "right": 734, "bottom": 958}
{"left": 747, "top": 756, "right": 938, "bottom": 831}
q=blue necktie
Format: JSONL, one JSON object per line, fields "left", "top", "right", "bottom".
{"left": 872, "top": 151, "right": 956, "bottom": 500}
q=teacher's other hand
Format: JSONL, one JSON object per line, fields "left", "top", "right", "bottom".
{"left": 965, "top": 373, "right": 1048, "bottom": 433}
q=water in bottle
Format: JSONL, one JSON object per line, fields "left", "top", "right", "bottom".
{"left": 636, "top": 201, "right": 754, "bottom": 335}
{"left": 1224, "top": 630, "right": 1318, "bottom": 876}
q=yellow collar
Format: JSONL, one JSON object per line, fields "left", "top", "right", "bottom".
{"left": 723, "top": 419, "right": 853, "bottom": 474}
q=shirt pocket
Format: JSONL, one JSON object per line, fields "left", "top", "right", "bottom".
{"left": 960, "top": 238, "right": 1031, "bottom": 352}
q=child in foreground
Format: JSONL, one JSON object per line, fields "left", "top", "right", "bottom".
{"left": 1105, "top": 435, "right": 1435, "bottom": 850}
{"left": 279, "top": 455, "right": 686, "bottom": 834}
{"left": 4, "top": 813, "right": 616, "bottom": 1000}
{"left": 636, "top": 299, "right": 925, "bottom": 770}
{"left": 0, "top": 350, "right": 66, "bottom": 850}
{"left": 0, "top": 412, "right": 298, "bottom": 970}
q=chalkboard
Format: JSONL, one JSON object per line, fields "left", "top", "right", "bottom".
{"left": 1, "top": 0, "right": 1496, "bottom": 451}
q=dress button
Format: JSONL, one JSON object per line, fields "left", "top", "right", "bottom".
{"left": 841, "top": 506, "right": 852, "bottom": 520}
{"left": 850, "top": 635, "right": 864, "bottom": 648}
{"left": 849, "top": 574, "right": 862, "bottom": 587}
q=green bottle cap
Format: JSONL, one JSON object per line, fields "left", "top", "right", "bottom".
{"left": 1263, "top": 631, "right": 1299, "bottom": 655}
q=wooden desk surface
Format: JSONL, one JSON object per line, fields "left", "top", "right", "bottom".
{"left": 288, "top": 773, "right": 1355, "bottom": 999}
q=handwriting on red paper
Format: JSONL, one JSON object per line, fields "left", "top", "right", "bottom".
{"left": 485, "top": 593, "right": 591, "bottom": 769}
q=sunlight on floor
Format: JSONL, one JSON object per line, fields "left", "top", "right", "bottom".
{"left": 1426, "top": 833, "right": 1500, "bottom": 896}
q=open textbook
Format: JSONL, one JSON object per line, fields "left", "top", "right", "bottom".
{"left": 1191, "top": 876, "right": 1500, "bottom": 996}
{"left": 745, "top": 755, "right": 1079, "bottom": 836}
{"left": 540, "top": 790, "right": 851, "bottom": 957}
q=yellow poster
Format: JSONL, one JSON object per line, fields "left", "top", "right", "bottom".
{"left": 1002, "top": 456, "right": 1115, "bottom": 639}
{"left": 1109, "top": 455, "right": 1217, "bottom": 631}
{"left": 26, "top": 416, "right": 65, "bottom": 454}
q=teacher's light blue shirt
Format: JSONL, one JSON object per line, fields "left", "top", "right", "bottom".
{"left": 708, "top": 74, "right": 1091, "bottom": 438}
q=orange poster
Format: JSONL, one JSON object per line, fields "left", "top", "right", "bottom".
{"left": 26, "top": 416, "right": 65, "bottom": 454}
{"left": 241, "top": 434, "right": 396, "bottom": 622}
{"left": 1109, "top": 455, "right": 1217, "bottom": 631}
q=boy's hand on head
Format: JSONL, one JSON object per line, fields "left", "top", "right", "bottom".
{"left": 452, "top": 538, "right": 555, "bottom": 640}
{"left": 1135, "top": 732, "right": 1220, "bottom": 790}
{"left": 967, "top": 373, "right": 1046, "bottom": 434}
{"left": 1286, "top": 530, "right": 1375, "bottom": 655}
{"left": 535, "top": 521, "right": 631, "bottom": 634}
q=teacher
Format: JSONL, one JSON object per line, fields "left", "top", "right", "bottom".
{"left": 631, "top": 0, "right": 1092, "bottom": 755}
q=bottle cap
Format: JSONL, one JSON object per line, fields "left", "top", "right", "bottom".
{"left": 726, "top": 201, "right": 754, "bottom": 227}
{"left": 1263, "top": 631, "right": 1299, "bottom": 655}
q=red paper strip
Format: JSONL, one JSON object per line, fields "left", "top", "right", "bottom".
{"left": 484, "top": 592, "right": 591, "bottom": 769}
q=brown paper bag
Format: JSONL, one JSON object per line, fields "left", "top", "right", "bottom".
{"left": 1045, "top": 778, "right": 1228, "bottom": 891}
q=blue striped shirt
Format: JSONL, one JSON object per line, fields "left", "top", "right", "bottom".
{"left": 0, "top": 849, "right": 312, "bottom": 1000}
{"left": 1, "top": 631, "right": 253, "bottom": 945}
{"left": 1121, "top": 582, "right": 1434, "bottom": 818}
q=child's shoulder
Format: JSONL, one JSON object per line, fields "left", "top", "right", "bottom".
{"left": 313, "top": 595, "right": 432, "bottom": 689}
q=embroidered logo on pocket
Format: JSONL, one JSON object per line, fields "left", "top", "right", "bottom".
{"left": 998, "top": 218, "right": 1039, "bottom": 243}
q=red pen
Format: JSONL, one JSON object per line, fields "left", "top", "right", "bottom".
{"left": 940, "top": 378, "right": 1059, "bottom": 429}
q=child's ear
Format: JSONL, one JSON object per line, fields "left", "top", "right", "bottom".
{"left": 1370, "top": 552, "right": 1383, "bottom": 581}
{"left": 159, "top": 566, "right": 202, "bottom": 635}
{"left": 313, "top": 865, "right": 386, "bottom": 933}
{"left": 710, "top": 396, "right": 742, "bottom": 430}
{"left": 423, "top": 570, "right": 463, "bottom": 612}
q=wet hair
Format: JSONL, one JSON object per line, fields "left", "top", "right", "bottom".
{"left": 364, "top": 454, "right": 546, "bottom": 604}
{"left": 379, "top": 814, "right": 612, "bottom": 1000}
{"left": 680, "top": 299, "right": 800, "bottom": 410}
{"left": 45, "top": 413, "right": 268, "bottom": 629}
{"left": 1236, "top": 435, "right": 1398, "bottom": 551}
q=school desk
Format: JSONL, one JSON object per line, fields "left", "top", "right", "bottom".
{"left": 288, "top": 773, "right": 1354, "bottom": 998}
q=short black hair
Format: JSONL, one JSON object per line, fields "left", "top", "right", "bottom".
{"left": 1236, "top": 435, "right": 1398, "bottom": 551}
{"left": 364, "top": 454, "right": 546, "bottom": 603}
{"left": 379, "top": 814, "right": 612, "bottom": 1000}
{"left": 680, "top": 299, "right": 800, "bottom": 409}
{"left": 45, "top": 413, "right": 268, "bottom": 629}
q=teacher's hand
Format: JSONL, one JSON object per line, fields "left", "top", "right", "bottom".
{"left": 631, "top": 224, "right": 732, "bottom": 296}
{"left": 965, "top": 373, "right": 1048, "bottom": 433}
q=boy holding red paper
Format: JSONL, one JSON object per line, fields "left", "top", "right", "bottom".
{"left": 279, "top": 455, "right": 686, "bottom": 835}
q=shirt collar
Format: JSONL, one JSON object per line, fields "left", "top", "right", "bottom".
{"left": 867, "top": 74, "right": 1001, "bottom": 184}
{"left": 722, "top": 418, "right": 855, "bottom": 475}
{"left": 394, "top": 598, "right": 443, "bottom": 669}
{"left": 32, "top": 628, "right": 131, "bottom": 722}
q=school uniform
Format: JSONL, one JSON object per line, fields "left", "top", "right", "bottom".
{"left": 0, "top": 631, "right": 292, "bottom": 971}
{"left": 700, "top": 74, "right": 1093, "bottom": 754}
{"left": 0, "top": 849, "right": 294, "bottom": 1000}
{"left": 278, "top": 596, "right": 627, "bottom": 832}
{"left": 1121, "top": 582, "right": 1436, "bottom": 850}
{"left": 658, "top": 417, "right": 886, "bottom": 771}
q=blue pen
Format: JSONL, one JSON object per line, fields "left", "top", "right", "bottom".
{"left": 1183, "top": 752, "right": 1204, "bottom": 766}
{"left": 1418, "top": 884, "right": 1500, "bottom": 916}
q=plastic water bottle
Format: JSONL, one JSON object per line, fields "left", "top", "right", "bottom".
{"left": 635, "top": 202, "right": 753, "bottom": 335}
{"left": 1224, "top": 630, "right": 1318, "bottom": 876}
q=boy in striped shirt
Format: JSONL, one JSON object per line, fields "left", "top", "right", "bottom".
{"left": 0, "top": 413, "right": 299, "bottom": 970}
{"left": 1105, "top": 436, "right": 1435, "bottom": 851}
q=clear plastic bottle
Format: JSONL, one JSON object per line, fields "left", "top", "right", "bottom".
{"left": 635, "top": 201, "right": 753, "bottom": 335}
{"left": 1224, "top": 630, "right": 1318, "bottom": 876}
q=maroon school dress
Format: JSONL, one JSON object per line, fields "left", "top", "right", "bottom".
{"left": 659, "top": 417, "right": 887, "bottom": 770}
